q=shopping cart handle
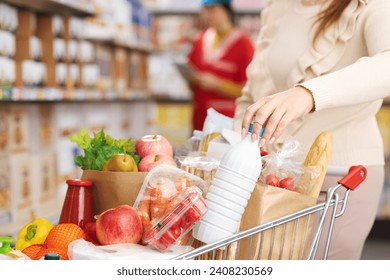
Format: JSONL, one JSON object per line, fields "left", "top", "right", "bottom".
{"left": 337, "top": 165, "right": 367, "bottom": 190}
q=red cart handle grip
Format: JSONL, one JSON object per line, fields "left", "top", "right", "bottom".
{"left": 337, "top": 165, "right": 367, "bottom": 190}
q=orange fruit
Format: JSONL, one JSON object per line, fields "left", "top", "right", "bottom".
{"left": 35, "top": 246, "right": 70, "bottom": 260}
{"left": 22, "top": 223, "right": 85, "bottom": 260}
{"left": 45, "top": 223, "right": 85, "bottom": 250}
{"left": 22, "top": 244, "right": 47, "bottom": 260}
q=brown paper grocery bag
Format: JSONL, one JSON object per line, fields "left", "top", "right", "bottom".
{"left": 238, "top": 182, "right": 317, "bottom": 260}
{"left": 81, "top": 170, "right": 148, "bottom": 216}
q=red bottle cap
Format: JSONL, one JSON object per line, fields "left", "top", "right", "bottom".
{"left": 66, "top": 179, "right": 93, "bottom": 187}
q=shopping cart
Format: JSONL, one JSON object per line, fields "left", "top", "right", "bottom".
{"left": 173, "top": 165, "right": 367, "bottom": 260}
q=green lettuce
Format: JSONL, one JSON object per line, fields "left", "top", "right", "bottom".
{"left": 69, "top": 128, "right": 140, "bottom": 170}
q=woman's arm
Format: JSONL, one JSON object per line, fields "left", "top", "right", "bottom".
{"left": 242, "top": 0, "right": 390, "bottom": 144}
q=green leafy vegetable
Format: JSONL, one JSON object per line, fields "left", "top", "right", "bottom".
{"left": 69, "top": 128, "right": 140, "bottom": 170}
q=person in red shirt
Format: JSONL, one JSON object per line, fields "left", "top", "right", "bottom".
{"left": 188, "top": 0, "right": 255, "bottom": 131}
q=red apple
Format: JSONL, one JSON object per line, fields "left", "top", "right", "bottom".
{"left": 265, "top": 174, "right": 280, "bottom": 187}
{"left": 280, "top": 177, "right": 295, "bottom": 191}
{"left": 135, "top": 135, "right": 173, "bottom": 158}
{"left": 138, "top": 154, "right": 177, "bottom": 172}
{"left": 96, "top": 205, "right": 143, "bottom": 245}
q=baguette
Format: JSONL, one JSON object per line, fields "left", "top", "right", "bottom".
{"left": 299, "top": 131, "right": 333, "bottom": 199}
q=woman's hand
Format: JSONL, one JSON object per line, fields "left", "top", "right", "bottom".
{"left": 242, "top": 86, "right": 315, "bottom": 146}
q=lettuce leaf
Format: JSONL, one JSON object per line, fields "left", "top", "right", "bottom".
{"left": 69, "top": 129, "right": 139, "bottom": 170}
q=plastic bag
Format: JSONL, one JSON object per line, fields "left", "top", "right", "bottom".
{"left": 174, "top": 130, "right": 203, "bottom": 160}
{"left": 68, "top": 239, "right": 194, "bottom": 260}
{"left": 179, "top": 156, "right": 220, "bottom": 189}
{"left": 199, "top": 108, "right": 233, "bottom": 155}
{"left": 259, "top": 138, "right": 305, "bottom": 192}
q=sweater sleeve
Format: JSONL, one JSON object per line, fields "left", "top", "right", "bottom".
{"left": 299, "top": 0, "right": 390, "bottom": 112}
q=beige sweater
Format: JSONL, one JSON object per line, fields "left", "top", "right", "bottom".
{"left": 234, "top": 0, "right": 390, "bottom": 166}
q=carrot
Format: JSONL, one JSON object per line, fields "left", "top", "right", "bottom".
{"left": 165, "top": 194, "right": 180, "bottom": 215}
{"left": 174, "top": 176, "right": 190, "bottom": 194}
{"left": 138, "top": 187, "right": 153, "bottom": 221}
{"left": 150, "top": 184, "right": 170, "bottom": 220}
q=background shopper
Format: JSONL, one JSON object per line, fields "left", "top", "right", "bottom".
{"left": 188, "top": 0, "right": 254, "bottom": 131}
{"left": 235, "top": 0, "right": 390, "bottom": 259}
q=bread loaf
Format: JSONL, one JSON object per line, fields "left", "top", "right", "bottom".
{"left": 298, "top": 131, "right": 333, "bottom": 199}
{"left": 199, "top": 132, "right": 221, "bottom": 155}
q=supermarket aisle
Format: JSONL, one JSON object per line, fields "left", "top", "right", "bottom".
{"left": 361, "top": 238, "right": 390, "bottom": 260}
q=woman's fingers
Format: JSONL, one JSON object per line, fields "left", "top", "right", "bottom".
{"left": 241, "top": 87, "right": 314, "bottom": 145}
{"left": 259, "top": 105, "right": 287, "bottom": 145}
{"left": 271, "top": 112, "right": 294, "bottom": 140}
{"left": 250, "top": 97, "right": 284, "bottom": 141}
{"left": 241, "top": 98, "right": 267, "bottom": 137}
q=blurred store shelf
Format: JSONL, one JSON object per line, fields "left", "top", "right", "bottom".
{"left": 0, "top": 87, "right": 191, "bottom": 104}
{"left": 85, "top": 36, "right": 154, "bottom": 54}
{"left": 0, "top": 0, "right": 95, "bottom": 16}
{"left": 149, "top": 7, "right": 263, "bottom": 16}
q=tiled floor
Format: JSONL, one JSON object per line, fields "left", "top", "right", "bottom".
{"left": 361, "top": 238, "right": 390, "bottom": 260}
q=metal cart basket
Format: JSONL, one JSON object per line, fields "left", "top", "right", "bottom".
{"left": 174, "top": 165, "right": 367, "bottom": 260}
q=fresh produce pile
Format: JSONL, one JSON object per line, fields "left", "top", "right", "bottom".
{"left": 69, "top": 129, "right": 177, "bottom": 172}
{"left": 69, "top": 128, "right": 140, "bottom": 171}
{"left": 15, "top": 220, "right": 85, "bottom": 260}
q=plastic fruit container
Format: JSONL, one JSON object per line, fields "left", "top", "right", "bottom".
{"left": 133, "top": 164, "right": 209, "bottom": 252}
{"left": 142, "top": 187, "right": 207, "bottom": 251}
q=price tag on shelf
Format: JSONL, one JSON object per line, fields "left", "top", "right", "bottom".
{"left": 86, "top": 90, "right": 93, "bottom": 100}
{"left": 69, "top": 89, "right": 75, "bottom": 100}
{"left": 12, "top": 87, "right": 22, "bottom": 100}
{"left": 73, "top": 89, "right": 84, "bottom": 100}
{"left": 37, "top": 88, "right": 44, "bottom": 100}
{"left": 0, "top": 87, "right": 13, "bottom": 100}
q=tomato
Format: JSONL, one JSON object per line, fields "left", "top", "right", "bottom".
{"left": 174, "top": 176, "right": 191, "bottom": 193}
{"left": 260, "top": 149, "right": 268, "bottom": 156}
{"left": 153, "top": 238, "right": 169, "bottom": 251}
{"left": 279, "top": 177, "right": 295, "bottom": 190}
{"left": 187, "top": 196, "right": 207, "bottom": 222}
{"left": 180, "top": 215, "right": 192, "bottom": 230}
{"left": 143, "top": 228, "right": 158, "bottom": 242}
{"left": 162, "top": 212, "right": 181, "bottom": 229}
{"left": 144, "top": 228, "right": 169, "bottom": 251}
{"left": 160, "top": 228, "right": 180, "bottom": 244}
{"left": 173, "top": 227, "right": 181, "bottom": 238}
{"left": 265, "top": 174, "right": 280, "bottom": 187}
{"left": 185, "top": 206, "right": 201, "bottom": 223}
{"left": 178, "top": 192, "right": 196, "bottom": 209}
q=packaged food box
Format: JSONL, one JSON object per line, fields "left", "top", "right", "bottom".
{"left": 133, "top": 164, "right": 208, "bottom": 252}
